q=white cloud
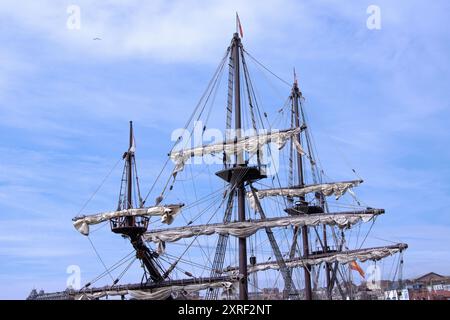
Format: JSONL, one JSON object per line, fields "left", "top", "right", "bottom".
{"left": 0, "top": 0, "right": 301, "bottom": 62}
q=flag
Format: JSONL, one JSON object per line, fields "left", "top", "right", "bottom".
{"left": 294, "top": 68, "right": 298, "bottom": 86}
{"left": 236, "top": 13, "right": 244, "bottom": 38}
{"left": 350, "top": 261, "right": 365, "bottom": 279}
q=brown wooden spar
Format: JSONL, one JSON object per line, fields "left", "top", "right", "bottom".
{"left": 142, "top": 209, "right": 384, "bottom": 243}
{"left": 28, "top": 275, "right": 240, "bottom": 300}
{"left": 223, "top": 243, "right": 408, "bottom": 274}
{"left": 291, "top": 78, "right": 313, "bottom": 300}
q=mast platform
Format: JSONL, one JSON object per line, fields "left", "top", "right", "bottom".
{"left": 215, "top": 165, "right": 266, "bottom": 183}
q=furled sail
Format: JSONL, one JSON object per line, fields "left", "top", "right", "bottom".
{"left": 143, "top": 209, "right": 383, "bottom": 246}
{"left": 223, "top": 243, "right": 408, "bottom": 274}
{"left": 73, "top": 204, "right": 184, "bottom": 236}
{"left": 247, "top": 180, "right": 362, "bottom": 211}
{"left": 170, "top": 127, "right": 305, "bottom": 173}
{"left": 76, "top": 281, "right": 235, "bottom": 300}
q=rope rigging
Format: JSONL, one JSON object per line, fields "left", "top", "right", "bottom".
{"left": 69, "top": 30, "right": 406, "bottom": 301}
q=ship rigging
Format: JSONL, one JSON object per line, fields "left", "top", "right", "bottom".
{"left": 30, "top": 20, "right": 407, "bottom": 301}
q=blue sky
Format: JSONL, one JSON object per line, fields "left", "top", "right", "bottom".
{"left": 0, "top": 0, "right": 450, "bottom": 299}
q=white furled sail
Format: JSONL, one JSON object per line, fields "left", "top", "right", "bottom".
{"left": 170, "top": 127, "right": 305, "bottom": 173}
{"left": 73, "top": 204, "right": 184, "bottom": 236}
{"left": 247, "top": 180, "right": 362, "bottom": 211}
{"left": 143, "top": 209, "right": 383, "bottom": 246}
{"left": 76, "top": 281, "right": 235, "bottom": 300}
{"left": 223, "top": 244, "right": 407, "bottom": 274}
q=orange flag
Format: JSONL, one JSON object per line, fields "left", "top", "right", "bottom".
{"left": 350, "top": 261, "right": 365, "bottom": 279}
{"left": 236, "top": 13, "right": 244, "bottom": 38}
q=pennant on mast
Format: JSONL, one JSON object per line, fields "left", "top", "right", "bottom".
{"left": 236, "top": 12, "right": 244, "bottom": 38}
{"left": 350, "top": 261, "right": 365, "bottom": 279}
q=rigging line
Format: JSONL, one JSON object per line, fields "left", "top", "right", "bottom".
{"left": 240, "top": 52, "right": 268, "bottom": 132}
{"left": 81, "top": 250, "right": 135, "bottom": 287}
{"left": 187, "top": 195, "right": 223, "bottom": 226}
{"left": 89, "top": 255, "right": 137, "bottom": 288}
{"left": 243, "top": 49, "right": 291, "bottom": 87}
{"left": 181, "top": 185, "right": 226, "bottom": 209}
{"left": 162, "top": 254, "right": 214, "bottom": 276}
{"left": 173, "top": 156, "right": 225, "bottom": 180}
{"left": 163, "top": 252, "right": 215, "bottom": 272}
{"left": 160, "top": 55, "right": 229, "bottom": 198}
{"left": 354, "top": 223, "right": 362, "bottom": 249}
{"left": 117, "top": 163, "right": 127, "bottom": 210}
{"left": 142, "top": 157, "right": 170, "bottom": 204}
{"left": 167, "top": 241, "right": 277, "bottom": 255}
{"left": 358, "top": 218, "right": 376, "bottom": 250}
{"left": 299, "top": 103, "right": 319, "bottom": 184}
{"left": 177, "top": 47, "right": 231, "bottom": 141}
{"left": 386, "top": 252, "right": 397, "bottom": 285}
{"left": 110, "top": 257, "right": 137, "bottom": 289}
{"left": 178, "top": 181, "right": 199, "bottom": 276}
{"left": 177, "top": 50, "right": 229, "bottom": 153}
{"left": 179, "top": 186, "right": 215, "bottom": 268}
{"left": 182, "top": 189, "right": 224, "bottom": 212}
{"left": 391, "top": 252, "right": 401, "bottom": 283}
{"left": 144, "top": 48, "right": 230, "bottom": 203}
{"left": 89, "top": 221, "right": 108, "bottom": 234}
{"left": 246, "top": 62, "right": 272, "bottom": 131}
{"left": 368, "top": 236, "right": 399, "bottom": 244}
{"left": 87, "top": 236, "right": 115, "bottom": 282}
{"left": 269, "top": 97, "right": 291, "bottom": 128}
{"left": 133, "top": 156, "right": 144, "bottom": 207}
{"left": 204, "top": 60, "right": 226, "bottom": 129}
{"left": 240, "top": 50, "right": 258, "bottom": 131}
{"left": 77, "top": 158, "right": 122, "bottom": 215}
{"left": 297, "top": 102, "right": 325, "bottom": 178}
{"left": 161, "top": 182, "right": 235, "bottom": 278}
{"left": 329, "top": 135, "right": 364, "bottom": 182}
{"left": 188, "top": 162, "right": 199, "bottom": 207}
{"left": 158, "top": 255, "right": 192, "bottom": 276}
{"left": 133, "top": 160, "right": 138, "bottom": 208}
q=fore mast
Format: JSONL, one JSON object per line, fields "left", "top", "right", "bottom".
{"left": 110, "top": 121, "right": 166, "bottom": 283}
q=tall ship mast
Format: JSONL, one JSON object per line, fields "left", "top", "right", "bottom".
{"left": 29, "top": 20, "right": 407, "bottom": 301}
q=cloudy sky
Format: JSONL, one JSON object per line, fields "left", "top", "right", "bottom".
{"left": 0, "top": 0, "right": 449, "bottom": 299}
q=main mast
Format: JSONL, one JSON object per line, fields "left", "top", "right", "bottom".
{"left": 232, "top": 32, "right": 248, "bottom": 300}
{"left": 292, "top": 80, "right": 313, "bottom": 300}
